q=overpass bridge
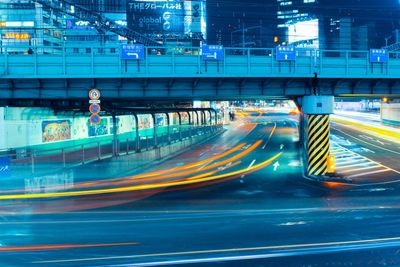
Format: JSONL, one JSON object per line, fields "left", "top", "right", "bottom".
{"left": 0, "top": 45, "right": 400, "bottom": 101}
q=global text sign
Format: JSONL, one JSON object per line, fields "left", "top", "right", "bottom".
{"left": 127, "top": 0, "right": 184, "bottom": 36}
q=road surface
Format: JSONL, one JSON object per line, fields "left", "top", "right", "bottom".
{"left": 1, "top": 111, "right": 400, "bottom": 266}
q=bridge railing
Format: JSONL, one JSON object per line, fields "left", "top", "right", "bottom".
{"left": 1, "top": 44, "right": 400, "bottom": 78}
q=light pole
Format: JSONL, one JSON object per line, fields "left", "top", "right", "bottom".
{"left": 230, "top": 25, "right": 261, "bottom": 54}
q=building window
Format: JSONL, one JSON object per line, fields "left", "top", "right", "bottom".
{"left": 110, "top": 48, "right": 116, "bottom": 53}
{"left": 73, "top": 48, "right": 79, "bottom": 53}
{"left": 86, "top": 48, "right": 91, "bottom": 54}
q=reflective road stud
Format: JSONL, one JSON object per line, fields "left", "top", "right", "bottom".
{"left": 307, "top": 114, "right": 330, "bottom": 176}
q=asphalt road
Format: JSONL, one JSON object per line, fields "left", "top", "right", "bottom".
{"left": 1, "top": 112, "right": 400, "bottom": 267}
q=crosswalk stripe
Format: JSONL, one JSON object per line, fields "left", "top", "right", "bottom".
{"left": 347, "top": 169, "right": 392, "bottom": 178}
{"left": 341, "top": 165, "right": 382, "bottom": 174}
{"left": 336, "top": 162, "right": 378, "bottom": 170}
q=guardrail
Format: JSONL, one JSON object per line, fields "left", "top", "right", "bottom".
{"left": 1, "top": 45, "right": 399, "bottom": 79}
{"left": 0, "top": 124, "right": 223, "bottom": 176}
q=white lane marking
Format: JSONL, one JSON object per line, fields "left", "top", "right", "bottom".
{"left": 247, "top": 159, "right": 256, "bottom": 170}
{"left": 361, "top": 147, "right": 375, "bottom": 153}
{"left": 335, "top": 158, "right": 368, "bottom": 164}
{"left": 332, "top": 151, "right": 352, "bottom": 157}
{"left": 376, "top": 140, "right": 385, "bottom": 146}
{"left": 273, "top": 161, "right": 280, "bottom": 171}
{"left": 262, "top": 122, "right": 277, "bottom": 150}
{"left": 330, "top": 141, "right": 400, "bottom": 175}
{"left": 278, "top": 221, "right": 306, "bottom": 226}
{"left": 332, "top": 127, "right": 400, "bottom": 156}
{"left": 347, "top": 169, "right": 392, "bottom": 178}
{"left": 33, "top": 236, "right": 400, "bottom": 264}
{"left": 341, "top": 165, "right": 382, "bottom": 174}
{"left": 198, "top": 161, "right": 212, "bottom": 170}
{"left": 331, "top": 121, "right": 400, "bottom": 145}
{"left": 336, "top": 162, "right": 376, "bottom": 170}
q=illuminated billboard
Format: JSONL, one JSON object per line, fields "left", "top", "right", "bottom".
{"left": 127, "top": 0, "right": 185, "bottom": 37}
{"left": 288, "top": 19, "right": 319, "bottom": 47}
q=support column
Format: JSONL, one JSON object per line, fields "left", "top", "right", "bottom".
{"left": 151, "top": 113, "right": 157, "bottom": 147}
{"left": 195, "top": 111, "right": 200, "bottom": 125}
{"left": 201, "top": 111, "right": 206, "bottom": 125}
{"left": 177, "top": 112, "right": 182, "bottom": 140}
{"left": 302, "top": 96, "right": 334, "bottom": 177}
{"left": 165, "top": 112, "right": 171, "bottom": 144}
{"left": 112, "top": 113, "right": 118, "bottom": 156}
{"left": 133, "top": 113, "right": 140, "bottom": 152}
{"left": 213, "top": 109, "right": 218, "bottom": 125}
{"left": 187, "top": 111, "right": 192, "bottom": 137}
{"left": 306, "top": 114, "right": 330, "bottom": 176}
{"left": 208, "top": 110, "right": 212, "bottom": 125}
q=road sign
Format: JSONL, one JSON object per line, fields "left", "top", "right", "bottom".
{"left": 0, "top": 157, "right": 10, "bottom": 177}
{"left": 121, "top": 44, "right": 145, "bottom": 60}
{"left": 89, "top": 103, "right": 101, "bottom": 114}
{"left": 370, "top": 49, "right": 388, "bottom": 63}
{"left": 89, "top": 100, "right": 101, "bottom": 104}
{"left": 89, "top": 89, "right": 100, "bottom": 100}
{"left": 90, "top": 114, "right": 101, "bottom": 125}
{"left": 276, "top": 46, "right": 296, "bottom": 61}
{"left": 202, "top": 45, "right": 223, "bottom": 60}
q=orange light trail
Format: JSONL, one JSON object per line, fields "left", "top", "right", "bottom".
{"left": 0, "top": 242, "right": 138, "bottom": 252}
{"left": 0, "top": 142, "right": 249, "bottom": 194}
{"left": 0, "top": 152, "right": 282, "bottom": 200}
{"left": 89, "top": 140, "right": 262, "bottom": 187}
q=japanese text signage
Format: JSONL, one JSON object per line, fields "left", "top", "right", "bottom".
{"left": 370, "top": 49, "right": 388, "bottom": 63}
{"left": 202, "top": 45, "right": 224, "bottom": 61}
{"left": 126, "top": 0, "right": 184, "bottom": 37}
{"left": 121, "top": 44, "right": 145, "bottom": 60}
{"left": 276, "top": 46, "right": 296, "bottom": 61}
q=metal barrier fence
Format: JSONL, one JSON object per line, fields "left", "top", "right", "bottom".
{"left": 3, "top": 44, "right": 400, "bottom": 59}
{"left": 0, "top": 124, "right": 223, "bottom": 176}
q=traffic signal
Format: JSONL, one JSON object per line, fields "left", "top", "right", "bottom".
{"left": 327, "top": 154, "right": 336, "bottom": 173}
{"left": 274, "top": 36, "right": 279, "bottom": 43}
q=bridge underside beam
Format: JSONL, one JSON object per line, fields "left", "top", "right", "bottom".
{"left": 0, "top": 77, "right": 399, "bottom": 101}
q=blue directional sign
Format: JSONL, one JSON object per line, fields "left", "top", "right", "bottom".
{"left": 0, "top": 157, "right": 10, "bottom": 177}
{"left": 202, "top": 45, "right": 224, "bottom": 61}
{"left": 121, "top": 44, "right": 145, "bottom": 60}
{"left": 276, "top": 46, "right": 296, "bottom": 61}
{"left": 370, "top": 49, "right": 388, "bottom": 63}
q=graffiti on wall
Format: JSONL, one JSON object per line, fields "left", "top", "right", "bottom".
{"left": 87, "top": 118, "right": 109, "bottom": 137}
{"left": 42, "top": 120, "right": 72, "bottom": 143}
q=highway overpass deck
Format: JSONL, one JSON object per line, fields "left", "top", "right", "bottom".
{"left": 0, "top": 46, "right": 400, "bottom": 99}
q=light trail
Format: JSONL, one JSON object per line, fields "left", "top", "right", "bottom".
{"left": 0, "top": 242, "right": 138, "bottom": 252}
{"left": 0, "top": 153, "right": 282, "bottom": 200}
{"left": 0, "top": 142, "right": 249, "bottom": 194}
{"left": 33, "top": 236, "right": 400, "bottom": 264}
{"left": 331, "top": 116, "right": 400, "bottom": 143}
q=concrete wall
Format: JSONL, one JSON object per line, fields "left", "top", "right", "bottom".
{"left": 0, "top": 107, "right": 191, "bottom": 151}
{"left": 381, "top": 103, "right": 400, "bottom": 126}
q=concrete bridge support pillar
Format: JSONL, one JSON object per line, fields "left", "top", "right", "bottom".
{"left": 302, "top": 96, "right": 334, "bottom": 176}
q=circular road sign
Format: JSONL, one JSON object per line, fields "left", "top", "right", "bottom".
{"left": 89, "top": 89, "right": 100, "bottom": 100}
{"left": 89, "top": 103, "right": 101, "bottom": 114}
{"left": 90, "top": 114, "right": 101, "bottom": 125}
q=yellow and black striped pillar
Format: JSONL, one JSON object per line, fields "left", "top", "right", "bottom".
{"left": 307, "top": 114, "right": 330, "bottom": 176}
